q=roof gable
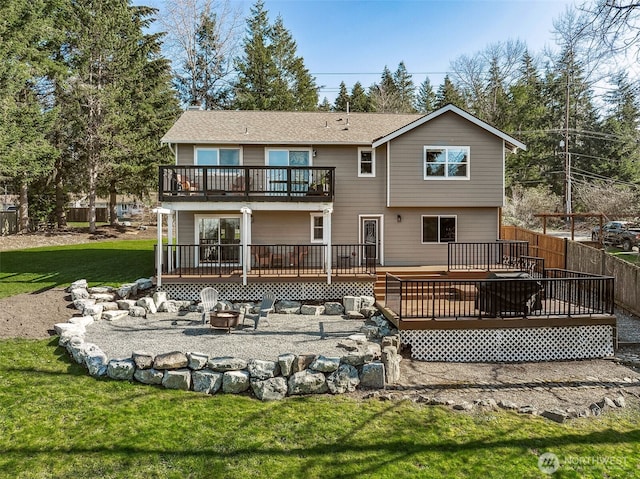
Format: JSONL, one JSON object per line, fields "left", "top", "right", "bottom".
{"left": 371, "top": 104, "right": 526, "bottom": 151}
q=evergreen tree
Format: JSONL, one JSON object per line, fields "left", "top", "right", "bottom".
{"left": 415, "top": 77, "right": 436, "bottom": 113}
{"left": 333, "top": 81, "right": 350, "bottom": 111}
{"left": 485, "top": 56, "right": 509, "bottom": 126}
{"left": 0, "top": 0, "right": 60, "bottom": 232}
{"left": 234, "top": 1, "right": 317, "bottom": 110}
{"left": 318, "top": 97, "right": 331, "bottom": 111}
{"left": 393, "top": 61, "right": 416, "bottom": 113}
{"left": 369, "top": 65, "right": 400, "bottom": 112}
{"left": 59, "top": 0, "right": 179, "bottom": 231}
{"left": 435, "top": 75, "right": 464, "bottom": 109}
{"left": 595, "top": 72, "right": 640, "bottom": 183}
{"left": 504, "top": 51, "right": 550, "bottom": 192}
{"left": 233, "top": 0, "right": 274, "bottom": 110}
{"left": 350, "top": 81, "right": 370, "bottom": 112}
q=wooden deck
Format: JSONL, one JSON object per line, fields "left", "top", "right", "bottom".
{"left": 377, "top": 299, "right": 616, "bottom": 331}
{"left": 159, "top": 266, "right": 375, "bottom": 284}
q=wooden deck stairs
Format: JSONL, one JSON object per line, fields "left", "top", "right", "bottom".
{"left": 374, "top": 268, "right": 490, "bottom": 302}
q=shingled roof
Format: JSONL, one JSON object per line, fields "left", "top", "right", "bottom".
{"left": 160, "top": 106, "right": 526, "bottom": 151}
{"left": 161, "top": 110, "right": 423, "bottom": 145}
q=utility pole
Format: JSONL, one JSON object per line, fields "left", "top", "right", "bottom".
{"left": 564, "top": 69, "right": 572, "bottom": 215}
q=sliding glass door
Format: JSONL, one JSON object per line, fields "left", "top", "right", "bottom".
{"left": 197, "top": 216, "right": 241, "bottom": 265}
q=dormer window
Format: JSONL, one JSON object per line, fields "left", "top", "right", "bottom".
{"left": 358, "top": 147, "right": 375, "bottom": 177}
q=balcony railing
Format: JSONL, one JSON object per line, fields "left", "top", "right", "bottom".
{"left": 159, "top": 166, "right": 335, "bottom": 202}
{"left": 385, "top": 270, "right": 614, "bottom": 321}
{"left": 156, "top": 243, "right": 376, "bottom": 278}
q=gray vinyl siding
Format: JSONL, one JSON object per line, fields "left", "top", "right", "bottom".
{"left": 176, "top": 211, "right": 194, "bottom": 243}
{"left": 388, "top": 111, "right": 504, "bottom": 208}
{"left": 170, "top": 134, "right": 501, "bottom": 266}
{"left": 383, "top": 207, "right": 499, "bottom": 265}
{"left": 176, "top": 144, "right": 193, "bottom": 165}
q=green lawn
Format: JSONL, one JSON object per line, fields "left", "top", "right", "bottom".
{"left": 0, "top": 339, "right": 639, "bottom": 478}
{"left": 0, "top": 240, "right": 156, "bottom": 298}
{"left": 1, "top": 241, "right": 640, "bottom": 478}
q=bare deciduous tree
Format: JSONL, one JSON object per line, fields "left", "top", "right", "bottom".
{"left": 159, "top": 0, "right": 243, "bottom": 108}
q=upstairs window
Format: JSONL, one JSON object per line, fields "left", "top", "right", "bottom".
{"left": 358, "top": 147, "right": 375, "bottom": 177}
{"left": 195, "top": 147, "right": 241, "bottom": 165}
{"left": 424, "top": 146, "right": 469, "bottom": 179}
{"left": 422, "top": 215, "right": 457, "bottom": 243}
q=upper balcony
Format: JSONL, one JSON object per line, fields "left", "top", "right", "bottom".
{"left": 159, "top": 166, "right": 335, "bottom": 203}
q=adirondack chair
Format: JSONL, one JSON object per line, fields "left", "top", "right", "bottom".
{"left": 200, "top": 287, "right": 219, "bottom": 324}
{"left": 243, "top": 292, "right": 276, "bottom": 330}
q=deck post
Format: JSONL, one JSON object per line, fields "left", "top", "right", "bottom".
{"left": 167, "top": 211, "right": 174, "bottom": 272}
{"left": 241, "top": 207, "right": 252, "bottom": 286}
{"left": 324, "top": 207, "right": 333, "bottom": 284}
{"left": 152, "top": 207, "right": 170, "bottom": 288}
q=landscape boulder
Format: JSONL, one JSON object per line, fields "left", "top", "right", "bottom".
{"left": 251, "top": 377, "right": 288, "bottom": 401}
{"left": 288, "top": 370, "right": 328, "bottom": 395}
{"left": 192, "top": 370, "right": 223, "bottom": 394}
{"left": 222, "top": 370, "right": 251, "bottom": 393}
{"left": 162, "top": 369, "right": 191, "bottom": 390}
{"left": 107, "top": 359, "right": 135, "bottom": 381}
{"left": 327, "top": 364, "right": 360, "bottom": 394}
{"left": 154, "top": 351, "right": 189, "bottom": 370}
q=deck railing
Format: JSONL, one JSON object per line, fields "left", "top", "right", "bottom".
{"left": 157, "top": 243, "right": 375, "bottom": 278}
{"left": 159, "top": 165, "right": 335, "bottom": 202}
{"left": 385, "top": 270, "right": 614, "bottom": 321}
{"left": 448, "top": 241, "right": 530, "bottom": 271}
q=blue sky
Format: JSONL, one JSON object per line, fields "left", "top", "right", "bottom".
{"left": 251, "top": 0, "right": 574, "bottom": 100}
{"left": 138, "top": 0, "right": 576, "bottom": 101}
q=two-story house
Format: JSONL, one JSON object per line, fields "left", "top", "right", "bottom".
{"left": 155, "top": 104, "right": 525, "bottom": 301}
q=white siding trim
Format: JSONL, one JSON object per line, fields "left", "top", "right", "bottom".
{"left": 386, "top": 142, "right": 390, "bottom": 208}
{"left": 372, "top": 104, "right": 526, "bottom": 151}
{"left": 357, "top": 147, "right": 375, "bottom": 177}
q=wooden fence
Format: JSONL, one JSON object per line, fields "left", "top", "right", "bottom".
{"left": 567, "top": 241, "right": 640, "bottom": 318}
{"left": 0, "top": 211, "right": 18, "bottom": 236}
{"left": 67, "top": 207, "right": 108, "bottom": 222}
{"left": 500, "top": 225, "right": 566, "bottom": 269}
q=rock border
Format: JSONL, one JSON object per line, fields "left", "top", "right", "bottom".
{"left": 57, "top": 279, "right": 403, "bottom": 401}
{"left": 55, "top": 279, "right": 636, "bottom": 419}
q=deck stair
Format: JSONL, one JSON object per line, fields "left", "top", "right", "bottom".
{"left": 374, "top": 268, "right": 490, "bottom": 301}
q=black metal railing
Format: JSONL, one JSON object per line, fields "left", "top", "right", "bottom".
{"left": 385, "top": 271, "right": 614, "bottom": 321}
{"left": 448, "top": 241, "right": 530, "bottom": 271}
{"left": 157, "top": 244, "right": 243, "bottom": 277}
{"left": 159, "top": 166, "right": 335, "bottom": 202}
{"left": 156, "top": 243, "right": 375, "bottom": 278}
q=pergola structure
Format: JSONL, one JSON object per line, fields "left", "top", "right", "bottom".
{"left": 533, "top": 212, "right": 605, "bottom": 243}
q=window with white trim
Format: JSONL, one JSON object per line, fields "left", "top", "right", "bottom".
{"left": 195, "top": 147, "right": 241, "bottom": 165}
{"left": 310, "top": 213, "right": 324, "bottom": 243}
{"left": 358, "top": 147, "right": 375, "bottom": 177}
{"left": 423, "top": 146, "right": 469, "bottom": 179}
{"left": 422, "top": 215, "right": 457, "bottom": 243}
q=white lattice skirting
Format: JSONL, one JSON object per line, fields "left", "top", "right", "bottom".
{"left": 401, "top": 325, "right": 615, "bottom": 362}
{"left": 158, "top": 281, "right": 374, "bottom": 302}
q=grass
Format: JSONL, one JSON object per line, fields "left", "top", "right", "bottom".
{"left": 0, "top": 339, "right": 639, "bottom": 478}
{"left": 1, "top": 240, "right": 640, "bottom": 477}
{"left": 0, "top": 240, "right": 155, "bottom": 298}
{"left": 607, "top": 247, "right": 640, "bottom": 266}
